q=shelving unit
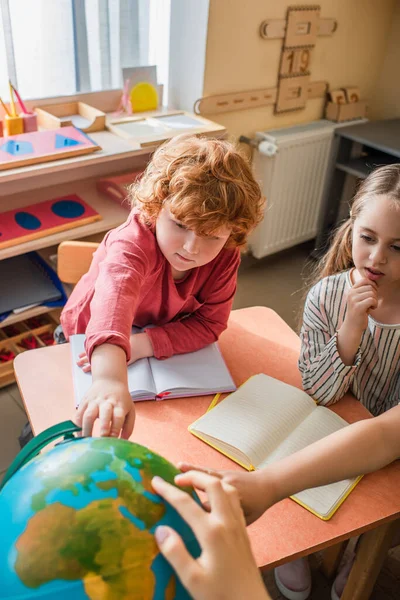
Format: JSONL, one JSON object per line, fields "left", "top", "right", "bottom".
{"left": 315, "top": 119, "right": 400, "bottom": 254}
{"left": 336, "top": 154, "right": 397, "bottom": 179}
{"left": 0, "top": 312, "right": 61, "bottom": 388}
{"left": 0, "top": 179, "right": 130, "bottom": 261}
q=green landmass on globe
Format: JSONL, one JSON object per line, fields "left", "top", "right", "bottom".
{"left": 7, "top": 438, "right": 194, "bottom": 600}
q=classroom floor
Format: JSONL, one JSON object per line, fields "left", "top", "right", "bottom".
{"left": 1, "top": 241, "right": 399, "bottom": 598}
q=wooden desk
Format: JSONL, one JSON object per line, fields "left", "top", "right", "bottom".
{"left": 14, "top": 307, "right": 400, "bottom": 600}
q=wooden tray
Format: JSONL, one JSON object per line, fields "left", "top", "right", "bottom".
{"left": 35, "top": 102, "right": 106, "bottom": 133}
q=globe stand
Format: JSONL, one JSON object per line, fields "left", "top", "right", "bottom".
{"left": 1, "top": 420, "right": 82, "bottom": 490}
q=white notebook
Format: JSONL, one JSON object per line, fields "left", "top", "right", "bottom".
{"left": 70, "top": 333, "right": 236, "bottom": 407}
{"left": 189, "top": 374, "right": 362, "bottom": 520}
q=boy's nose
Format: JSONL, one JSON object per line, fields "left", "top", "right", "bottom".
{"left": 183, "top": 231, "right": 200, "bottom": 255}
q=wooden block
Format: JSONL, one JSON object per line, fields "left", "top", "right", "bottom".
{"left": 308, "top": 81, "right": 328, "bottom": 99}
{"left": 343, "top": 87, "right": 361, "bottom": 103}
{"left": 259, "top": 19, "right": 286, "bottom": 39}
{"left": 318, "top": 18, "right": 338, "bottom": 35}
{"left": 35, "top": 102, "right": 106, "bottom": 133}
{"left": 329, "top": 89, "right": 347, "bottom": 104}
{"left": 293, "top": 47, "right": 312, "bottom": 74}
{"left": 285, "top": 7, "right": 320, "bottom": 48}
{"left": 260, "top": 18, "right": 338, "bottom": 40}
{"left": 280, "top": 48, "right": 312, "bottom": 76}
{"left": 194, "top": 88, "right": 277, "bottom": 115}
{"left": 275, "top": 75, "right": 310, "bottom": 113}
{"left": 325, "top": 101, "right": 367, "bottom": 122}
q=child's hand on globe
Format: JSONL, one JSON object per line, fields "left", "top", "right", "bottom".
{"left": 152, "top": 472, "right": 270, "bottom": 600}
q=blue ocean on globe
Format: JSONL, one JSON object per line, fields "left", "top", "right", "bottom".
{"left": 0, "top": 436, "right": 201, "bottom": 599}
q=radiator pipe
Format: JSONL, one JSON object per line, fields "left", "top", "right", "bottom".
{"left": 239, "top": 135, "right": 277, "bottom": 157}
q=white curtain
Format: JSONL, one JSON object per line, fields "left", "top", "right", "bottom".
{"left": 0, "top": 0, "right": 170, "bottom": 102}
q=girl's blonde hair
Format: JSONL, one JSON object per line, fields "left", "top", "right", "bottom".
{"left": 313, "top": 163, "right": 400, "bottom": 283}
{"left": 129, "top": 134, "right": 264, "bottom": 247}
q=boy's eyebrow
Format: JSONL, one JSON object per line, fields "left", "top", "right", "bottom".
{"left": 360, "top": 226, "right": 400, "bottom": 241}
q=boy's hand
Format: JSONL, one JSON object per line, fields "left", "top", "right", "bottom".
{"left": 77, "top": 332, "right": 153, "bottom": 373}
{"left": 152, "top": 472, "right": 270, "bottom": 600}
{"left": 75, "top": 378, "right": 135, "bottom": 438}
{"left": 344, "top": 277, "right": 378, "bottom": 333}
{"left": 177, "top": 463, "right": 271, "bottom": 525}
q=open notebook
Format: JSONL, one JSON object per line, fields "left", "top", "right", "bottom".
{"left": 70, "top": 333, "right": 236, "bottom": 407}
{"left": 189, "top": 374, "right": 362, "bottom": 520}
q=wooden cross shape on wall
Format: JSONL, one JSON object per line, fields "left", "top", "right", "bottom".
{"left": 260, "top": 5, "right": 337, "bottom": 113}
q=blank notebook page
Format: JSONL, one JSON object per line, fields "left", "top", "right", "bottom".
{"left": 149, "top": 343, "right": 235, "bottom": 394}
{"left": 191, "top": 374, "right": 316, "bottom": 467}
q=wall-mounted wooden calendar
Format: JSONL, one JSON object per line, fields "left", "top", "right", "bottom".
{"left": 194, "top": 5, "right": 337, "bottom": 117}
{"left": 260, "top": 5, "right": 337, "bottom": 113}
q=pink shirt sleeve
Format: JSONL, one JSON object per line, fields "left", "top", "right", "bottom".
{"left": 145, "top": 249, "right": 240, "bottom": 359}
{"left": 84, "top": 237, "right": 149, "bottom": 362}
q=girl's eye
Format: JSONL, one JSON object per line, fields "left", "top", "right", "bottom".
{"left": 360, "top": 234, "right": 374, "bottom": 242}
{"left": 392, "top": 245, "right": 400, "bottom": 252}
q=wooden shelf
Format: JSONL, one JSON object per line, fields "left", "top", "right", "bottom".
{"left": 1, "top": 306, "right": 60, "bottom": 328}
{"left": 0, "top": 178, "right": 131, "bottom": 261}
{"left": 0, "top": 110, "right": 226, "bottom": 197}
{"left": 0, "top": 130, "right": 144, "bottom": 187}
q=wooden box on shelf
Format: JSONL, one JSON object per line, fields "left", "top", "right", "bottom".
{"left": 35, "top": 102, "right": 106, "bottom": 133}
{"left": 0, "top": 312, "right": 60, "bottom": 388}
{"left": 325, "top": 100, "right": 367, "bottom": 122}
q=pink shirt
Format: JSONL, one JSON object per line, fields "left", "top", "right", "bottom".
{"left": 61, "top": 211, "right": 240, "bottom": 362}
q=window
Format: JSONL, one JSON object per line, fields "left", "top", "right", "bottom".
{"left": 0, "top": 0, "right": 170, "bottom": 102}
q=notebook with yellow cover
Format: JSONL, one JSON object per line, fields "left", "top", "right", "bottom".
{"left": 188, "top": 374, "right": 362, "bottom": 520}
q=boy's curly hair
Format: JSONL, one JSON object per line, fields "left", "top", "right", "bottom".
{"left": 129, "top": 134, "right": 264, "bottom": 247}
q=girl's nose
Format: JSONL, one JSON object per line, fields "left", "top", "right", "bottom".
{"left": 183, "top": 231, "right": 200, "bottom": 255}
{"left": 370, "top": 246, "right": 387, "bottom": 264}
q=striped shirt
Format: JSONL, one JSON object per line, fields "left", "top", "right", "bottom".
{"left": 299, "top": 270, "right": 400, "bottom": 416}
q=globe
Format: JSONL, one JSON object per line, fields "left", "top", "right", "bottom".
{"left": 0, "top": 436, "right": 201, "bottom": 599}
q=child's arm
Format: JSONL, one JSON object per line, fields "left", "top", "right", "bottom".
{"left": 75, "top": 343, "right": 136, "bottom": 438}
{"left": 177, "top": 404, "right": 400, "bottom": 525}
{"left": 300, "top": 283, "right": 359, "bottom": 405}
{"left": 300, "top": 279, "right": 377, "bottom": 405}
{"left": 152, "top": 473, "right": 270, "bottom": 600}
{"left": 77, "top": 331, "right": 154, "bottom": 373}
{"left": 145, "top": 250, "right": 240, "bottom": 360}
{"left": 336, "top": 278, "right": 377, "bottom": 365}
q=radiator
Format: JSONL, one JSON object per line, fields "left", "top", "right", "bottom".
{"left": 248, "top": 120, "right": 338, "bottom": 259}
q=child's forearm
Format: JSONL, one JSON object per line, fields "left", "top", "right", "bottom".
{"left": 129, "top": 332, "right": 154, "bottom": 363}
{"left": 256, "top": 408, "right": 400, "bottom": 507}
{"left": 91, "top": 343, "right": 129, "bottom": 384}
{"left": 337, "top": 320, "right": 363, "bottom": 366}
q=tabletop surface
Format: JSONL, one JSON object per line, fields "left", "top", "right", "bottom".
{"left": 14, "top": 306, "right": 400, "bottom": 569}
{"left": 335, "top": 118, "right": 400, "bottom": 157}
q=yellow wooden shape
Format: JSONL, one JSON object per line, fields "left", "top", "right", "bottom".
{"left": 130, "top": 82, "right": 158, "bottom": 113}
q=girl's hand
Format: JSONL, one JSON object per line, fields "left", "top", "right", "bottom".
{"left": 75, "top": 378, "right": 135, "bottom": 438}
{"left": 177, "top": 463, "right": 271, "bottom": 525}
{"left": 345, "top": 277, "right": 378, "bottom": 332}
{"left": 152, "top": 472, "right": 270, "bottom": 600}
{"left": 76, "top": 332, "right": 153, "bottom": 373}
{"left": 337, "top": 278, "right": 378, "bottom": 366}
